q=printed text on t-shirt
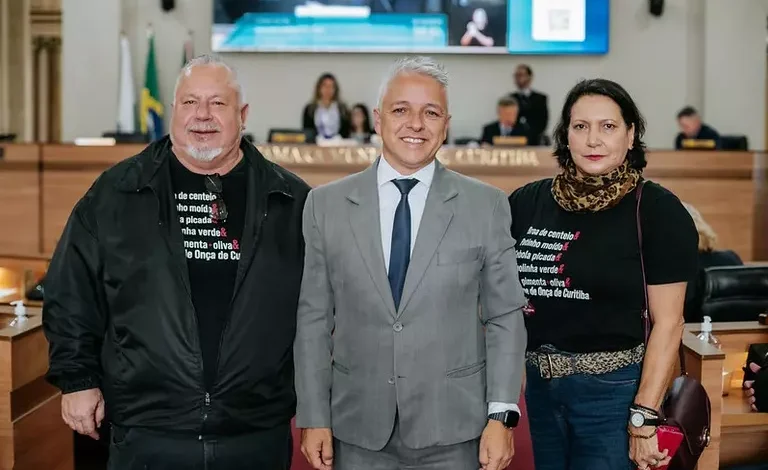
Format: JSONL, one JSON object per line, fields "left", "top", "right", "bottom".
{"left": 175, "top": 191, "right": 241, "bottom": 262}
{"left": 516, "top": 226, "right": 591, "bottom": 300}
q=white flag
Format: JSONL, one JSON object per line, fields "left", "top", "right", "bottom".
{"left": 117, "top": 33, "right": 136, "bottom": 133}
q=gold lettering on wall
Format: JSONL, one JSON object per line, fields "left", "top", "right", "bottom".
{"left": 256, "top": 145, "right": 541, "bottom": 167}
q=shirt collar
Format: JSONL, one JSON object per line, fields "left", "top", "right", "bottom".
{"left": 377, "top": 154, "right": 436, "bottom": 190}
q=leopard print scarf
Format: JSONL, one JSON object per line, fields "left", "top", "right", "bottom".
{"left": 551, "top": 160, "right": 642, "bottom": 212}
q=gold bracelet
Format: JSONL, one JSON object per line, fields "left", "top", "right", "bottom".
{"left": 627, "top": 427, "right": 658, "bottom": 439}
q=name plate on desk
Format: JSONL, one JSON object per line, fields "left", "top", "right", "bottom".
{"left": 492, "top": 135, "right": 528, "bottom": 146}
{"left": 270, "top": 132, "right": 307, "bottom": 144}
{"left": 682, "top": 139, "right": 716, "bottom": 149}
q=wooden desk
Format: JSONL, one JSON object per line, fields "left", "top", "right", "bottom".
{"left": 1, "top": 144, "right": 766, "bottom": 262}
{"left": 0, "top": 304, "right": 73, "bottom": 470}
{"left": 683, "top": 321, "right": 768, "bottom": 469}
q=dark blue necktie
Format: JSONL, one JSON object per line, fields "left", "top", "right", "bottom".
{"left": 388, "top": 178, "right": 419, "bottom": 310}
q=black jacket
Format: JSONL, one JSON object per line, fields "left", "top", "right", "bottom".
{"left": 43, "top": 136, "right": 310, "bottom": 435}
{"left": 510, "top": 90, "right": 549, "bottom": 145}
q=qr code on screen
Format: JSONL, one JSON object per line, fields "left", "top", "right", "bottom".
{"left": 548, "top": 9, "right": 570, "bottom": 31}
{"left": 531, "top": 0, "right": 586, "bottom": 42}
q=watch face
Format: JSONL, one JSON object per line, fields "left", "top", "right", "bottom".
{"left": 630, "top": 412, "right": 645, "bottom": 428}
{"left": 503, "top": 411, "right": 520, "bottom": 428}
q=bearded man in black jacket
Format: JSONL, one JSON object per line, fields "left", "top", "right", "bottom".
{"left": 43, "top": 53, "right": 309, "bottom": 469}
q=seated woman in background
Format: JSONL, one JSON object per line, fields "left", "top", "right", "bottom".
{"left": 682, "top": 201, "right": 744, "bottom": 322}
{"left": 349, "top": 103, "right": 373, "bottom": 144}
{"left": 302, "top": 73, "right": 350, "bottom": 139}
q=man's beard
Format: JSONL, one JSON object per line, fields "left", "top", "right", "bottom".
{"left": 186, "top": 145, "right": 223, "bottom": 162}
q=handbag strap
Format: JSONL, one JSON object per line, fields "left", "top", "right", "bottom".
{"left": 635, "top": 180, "right": 687, "bottom": 376}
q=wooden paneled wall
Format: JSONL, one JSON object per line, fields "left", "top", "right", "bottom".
{"left": 0, "top": 144, "right": 766, "bottom": 262}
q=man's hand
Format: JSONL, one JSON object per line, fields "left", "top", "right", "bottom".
{"left": 300, "top": 427, "right": 334, "bottom": 470}
{"left": 744, "top": 362, "right": 762, "bottom": 411}
{"left": 478, "top": 420, "right": 515, "bottom": 470}
{"left": 61, "top": 388, "right": 104, "bottom": 440}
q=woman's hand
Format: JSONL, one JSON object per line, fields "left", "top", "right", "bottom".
{"left": 629, "top": 426, "right": 670, "bottom": 469}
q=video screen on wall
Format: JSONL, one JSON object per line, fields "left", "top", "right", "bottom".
{"left": 212, "top": 0, "right": 610, "bottom": 54}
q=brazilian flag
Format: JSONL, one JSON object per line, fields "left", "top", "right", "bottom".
{"left": 140, "top": 33, "right": 164, "bottom": 141}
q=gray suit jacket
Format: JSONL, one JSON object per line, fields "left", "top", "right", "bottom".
{"left": 294, "top": 158, "right": 527, "bottom": 451}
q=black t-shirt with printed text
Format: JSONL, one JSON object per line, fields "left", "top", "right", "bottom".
{"left": 170, "top": 155, "right": 246, "bottom": 389}
{"left": 509, "top": 179, "right": 698, "bottom": 353}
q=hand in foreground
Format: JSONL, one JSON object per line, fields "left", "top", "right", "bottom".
{"left": 743, "top": 362, "right": 762, "bottom": 411}
{"left": 479, "top": 420, "right": 514, "bottom": 470}
{"left": 61, "top": 388, "right": 104, "bottom": 440}
{"left": 629, "top": 426, "right": 669, "bottom": 469}
{"left": 301, "top": 427, "right": 333, "bottom": 470}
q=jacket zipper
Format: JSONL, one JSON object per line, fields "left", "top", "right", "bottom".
{"left": 205, "top": 189, "right": 289, "bottom": 428}
{"left": 148, "top": 185, "right": 209, "bottom": 433}
{"left": 211, "top": 190, "right": 284, "bottom": 387}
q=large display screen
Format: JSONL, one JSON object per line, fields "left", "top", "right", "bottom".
{"left": 212, "top": 0, "right": 609, "bottom": 54}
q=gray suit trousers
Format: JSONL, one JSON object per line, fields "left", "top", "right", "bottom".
{"left": 333, "top": 414, "right": 480, "bottom": 470}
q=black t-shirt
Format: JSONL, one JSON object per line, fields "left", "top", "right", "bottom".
{"left": 509, "top": 179, "right": 698, "bottom": 353}
{"left": 169, "top": 155, "right": 247, "bottom": 389}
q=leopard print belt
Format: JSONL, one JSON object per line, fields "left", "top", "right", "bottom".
{"left": 525, "top": 344, "right": 645, "bottom": 379}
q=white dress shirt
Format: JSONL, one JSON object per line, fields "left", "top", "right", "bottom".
{"left": 376, "top": 155, "right": 520, "bottom": 419}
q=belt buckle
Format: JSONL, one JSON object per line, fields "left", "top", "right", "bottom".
{"left": 540, "top": 353, "right": 555, "bottom": 379}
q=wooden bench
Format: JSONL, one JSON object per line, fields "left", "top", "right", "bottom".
{"left": 683, "top": 321, "right": 768, "bottom": 469}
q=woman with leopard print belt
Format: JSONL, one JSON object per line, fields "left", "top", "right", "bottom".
{"left": 508, "top": 79, "right": 698, "bottom": 470}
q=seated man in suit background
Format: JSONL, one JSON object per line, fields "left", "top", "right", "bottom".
{"left": 480, "top": 96, "right": 529, "bottom": 145}
{"left": 675, "top": 106, "right": 721, "bottom": 149}
{"left": 510, "top": 64, "right": 548, "bottom": 146}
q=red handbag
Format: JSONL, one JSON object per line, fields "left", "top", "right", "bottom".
{"left": 635, "top": 181, "right": 712, "bottom": 470}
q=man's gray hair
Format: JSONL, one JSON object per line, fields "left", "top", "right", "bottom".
{"left": 173, "top": 53, "right": 247, "bottom": 106}
{"left": 376, "top": 56, "right": 449, "bottom": 108}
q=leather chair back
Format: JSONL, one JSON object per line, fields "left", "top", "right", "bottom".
{"left": 699, "top": 265, "right": 768, "bottom": 322}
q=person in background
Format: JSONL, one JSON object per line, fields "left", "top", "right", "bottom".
{"left": 745, "top": 363, "right": 767, "bottom": 412}
{"left": 460, "top": 8, "right": 495, "bottom": 47}
{"left": 302, "top": 73, "right": 351, "bottom": 139}
{"left": 510, "top": 64, "right": 548, "bottom": 146}
{"left": 681, "top": 201, "right": 743, "bottom": 322}
{"left": 508, "top": 78, "right": 698, "bottom": 469}
{"left": 295, "top": 55, "right": 527, "bottom": 470}
{"left": 480, "top": 96, "right": 530, "bottom": 145}
{"left": 350, "top": 103, "right": 373, "bottom": 144}
{"left": 43, "top": 54, "right": 309, "bottom": 469}
{"left": 675, "top": 106, "right": 720, "bottom": 149}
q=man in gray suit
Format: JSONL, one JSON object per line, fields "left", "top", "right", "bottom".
{"left": 294, "top": 56, "right": 527, "bottom": 470}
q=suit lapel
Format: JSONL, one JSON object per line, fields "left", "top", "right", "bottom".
{"left": 396, "top": 162, "right": 457, "bottom": 317}
{"left": 347, "top": 160, "right": 398, "bottom": 317}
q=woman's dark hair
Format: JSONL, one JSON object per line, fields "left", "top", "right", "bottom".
{"left": 351, "top": 103, "right": 372, "bottom": 134}
{"left": 313, "top": 72, "right": 340, "bottom": 103}
{"left": 553, "top": 78, "right": 647, "bottom": 170}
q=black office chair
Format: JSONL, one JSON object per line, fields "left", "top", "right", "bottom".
{"left": 696, "top": 265, "right": 768, "bottom": 323}
{"left": 720, "top": 135, "right": 749, "bottom": 151}
{"left": 453, "top": 137, "right": 478, "bottom": 145}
